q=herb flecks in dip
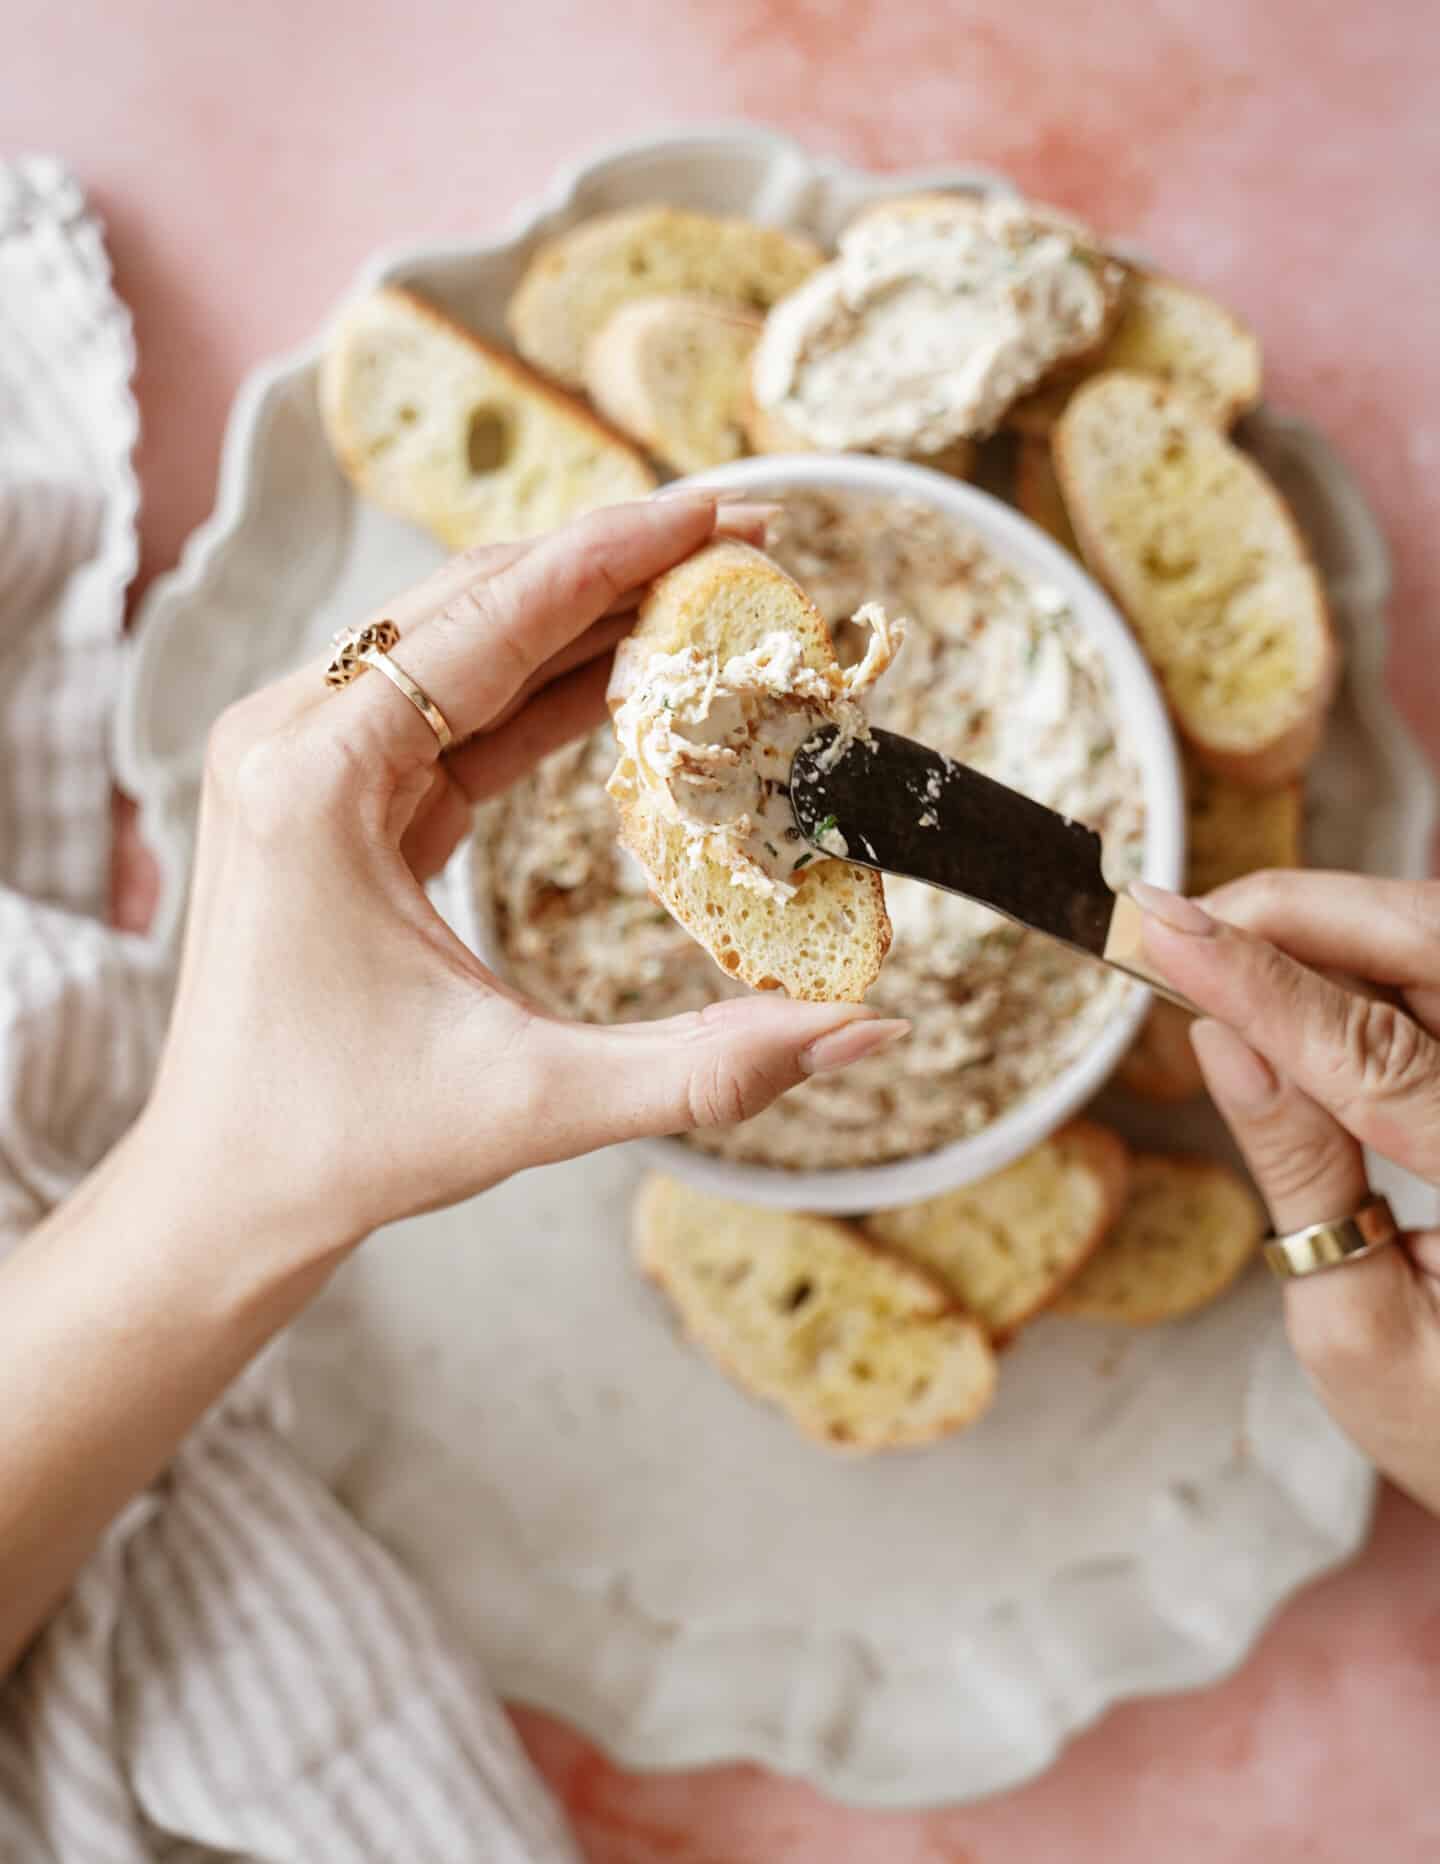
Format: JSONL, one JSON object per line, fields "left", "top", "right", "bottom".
{"left": 478, "top": 492, "right": 1145, "bottom": 1169}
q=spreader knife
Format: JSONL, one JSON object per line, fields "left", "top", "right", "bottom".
{"left": 790, "top": 724, "right": 1195, "bottom": 1014}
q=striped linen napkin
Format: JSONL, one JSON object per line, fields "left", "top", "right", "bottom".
{"left": 0, "top": 157, "right": 578, "bottom": 1864}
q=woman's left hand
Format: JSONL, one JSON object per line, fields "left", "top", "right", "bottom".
{"left": 3, "top": 494, "right": 916, "bottom": 1672}
{"left": 141, "top": 491, "right": 901, "bottom": 1260}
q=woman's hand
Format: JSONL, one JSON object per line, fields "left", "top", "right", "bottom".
{"left": 0, "top": 495, "right": 911, "bottom": 1672}
{"left": 1133, "top": 871, "right": 1440, "bottom": 1513}
{"left": 140, "top": 493, "right": 902, "bottom": 1260}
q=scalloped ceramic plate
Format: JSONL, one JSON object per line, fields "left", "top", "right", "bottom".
{"left": 116, "top": 125, "right": 1438, "bottom": 1809}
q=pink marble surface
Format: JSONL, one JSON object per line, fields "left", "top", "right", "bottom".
{"left": 10, "top": 0, "right": 1440, "bottom": 1854}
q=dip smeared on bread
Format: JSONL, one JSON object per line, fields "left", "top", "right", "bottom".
{"left": 483, "top": 499, "right": 1146, "bottom": 1156}
{"left": 752, "top": 196, "right": 1125, "bottom": 455}
{"left": 603, "top": 540, "right": 896, "bottom": 1003}
{"left": 608, "top": 605, "right": 901, "bottom": 904}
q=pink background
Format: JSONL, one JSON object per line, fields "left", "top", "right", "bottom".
{"left": 9, "top": 0, "right": 1440, "bottom": 1856}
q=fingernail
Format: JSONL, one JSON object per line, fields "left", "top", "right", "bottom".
{"left": 651, "top": 484, "right": 717, "bottom": 505}
{"left": 799, "top": 1017, "right": 911, "bottom": 1076}
{"left": 1191, "top": 1019, "right": 1279, "bottom": 1110}
{"left": 715, "top": 502, "right": 783, "bottom": 543}
{"left": 1130, "top": 880, "right": 1216, "bottom": 936}
{"left": 715, "top": 500, "right": 785, "bottom": 522}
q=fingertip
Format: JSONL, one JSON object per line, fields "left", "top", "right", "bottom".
{"left": 799, "top": 1017, "right": 910, "bottom": 1076}
{"left": 682, "top": 993, "right": 880, "bottom": 1046}
{"left": 647, "top": 486, "right": 719, "bottom": 521}
{"left": 1130, "top": 880, "right": 1218, "bottom": 936}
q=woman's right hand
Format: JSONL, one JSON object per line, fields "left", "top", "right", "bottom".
{"left": 1133, "top": 870, "right": 1440, "bottom": 1514}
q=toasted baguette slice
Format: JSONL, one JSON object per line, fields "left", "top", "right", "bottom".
{"left": 583, "top": 294, "right": 761, "bottom": 474}
{"left": 1056, "top": 373, "right": 1337, "bottom": 786}
{"left": 608, "top": 540, "right": 891, "bottom": 1002}
{"left": 753, "top": 195, "right": 1124, "bottom": 452}
{"left": 634, "top": 1175, "right": 997, "bottom": 1450}
{"left": 1116, "top": 1001, "right": 1207, "bottom": 1103}
{"left": 1185, "top": 758, "right": 1304, "bottom": 897}
{"left": 320, "top": 286, "right": 655, "bottom": 550}
{"left": 864, "top": 1122, "right": 1131, "bottom": 1340}
{"left": 1052, "top": 1154, "right": 1265, "bottom": 1324}
{"left": 1009, "top": 271, "right": 1262, "bottom": 435}
{"left": 508, "top": 206, "right": 824, "bottom": 387}
{"left": 1119, "top": 765, "right": 1303, "bottom": 1100}
{"left": 740, "top": 386, "right": 977, "bottom": 479}
{"left": 1014, "top": 437, "right": 1080, "bottom": 554}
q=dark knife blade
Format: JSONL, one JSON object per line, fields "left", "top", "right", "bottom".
{"left": 790, "top": 724, "right": 1193, "bottom": 1012}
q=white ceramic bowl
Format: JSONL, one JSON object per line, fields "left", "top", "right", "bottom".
{"left": 626, "top": 454, "right": 1186, "bottom": 1211}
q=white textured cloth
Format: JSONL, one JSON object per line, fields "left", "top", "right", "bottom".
{"left": 0, "top": 158, "right": 578, "bottom": 1864}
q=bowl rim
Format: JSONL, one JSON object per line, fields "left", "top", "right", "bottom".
{"left": 622, "top": 453, "right": 1186, "bottom": 1210}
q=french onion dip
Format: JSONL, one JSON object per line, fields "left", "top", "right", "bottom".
{"left": 752, "top": 198, "right": 1124, "bottom": 456}
{"left": 477, "top": 492, "right": 1145, "bottom": 1170}
{"left": 605, "top": 609, "right": 900, "bottom": 901}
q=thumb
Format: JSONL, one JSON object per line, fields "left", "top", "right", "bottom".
{"left": 526, "top": 998, "right": 910, "bottom": 1158}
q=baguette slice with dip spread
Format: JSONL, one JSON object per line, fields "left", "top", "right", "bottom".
{"left": 1056, "top": 372, "right": 1337, "bottom": 786}
{"left": 634, "top": 1174, "right": 998, "bottom": 1451}
{"left": 1008, "top": 270, "right": 1262, "bottom": 436}
{"left": 749, "top": 194, "right": 1127, "bottom": 456}
{"left": 607, "top": 539, "right": 894, "bottom": 1003}
{"left": 320, "top": 286, "right": 655, "bottom": 549}
{"left": 583, "top": 294, "right": 763, "bottom": 474}
{"left": 1052, "top": 1154, "right": 1266, "bottom": 1324}
{"left": 864, "top": 1121, "right": 1131, "bottom": 1341}
{"left": 508, "top": 206, "right": 824, "bottom": 388}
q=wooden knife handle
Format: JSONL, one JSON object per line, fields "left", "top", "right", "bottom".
{"left": 1103, "top": 893, "right": 1201, "bottom": 1016}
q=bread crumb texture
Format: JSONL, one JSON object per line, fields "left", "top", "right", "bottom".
{"left": 635, "top": 1174, "right": 997, "bottom": 1450}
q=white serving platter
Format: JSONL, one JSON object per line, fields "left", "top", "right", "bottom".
{"left": 116, "top": 124, "right": 1438, "bottom": 1808}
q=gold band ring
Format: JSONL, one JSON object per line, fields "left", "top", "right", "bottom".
{"left": 325, "top": 620, "right": 455, "bottom": 753}
{"left": 1263, "top": 1194, "right": 1400, "bottom": 1280}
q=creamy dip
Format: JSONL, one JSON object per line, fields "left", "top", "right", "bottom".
{"left": 478, "top": 492, "right": 1146, "bottom": 1170}
{"left": 605, "top": 609, "right": 898, "bottom": 902}
{"left": 752, "top": 197, "right": 1124, "bottom": 455}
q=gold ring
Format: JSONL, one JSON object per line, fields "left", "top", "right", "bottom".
{"left": 325, "top": 620, "right": 455, "bottom": 753}
{"left": 1263, "top": 1194, "right": 1400, "bottom": 1280}
{"left": 325, "top": 618, "right": 399, "bottom": 688}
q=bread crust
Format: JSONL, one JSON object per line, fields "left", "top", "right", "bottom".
{"left": 633, "top": 1174, "right": 998, "bottom": 1451}
{"left": 1054, "top": 372, "right": 1338, "bottom": 787}
{"left": 1052, "top": 1153, "right": 1266, "bottom": 1325}
{"left": 865, "top": 1120, "right": 1133, "bottom": 1341}
{"left": 582, "top": 294, "right": 762, "bottom": 473}
{"left": 320, "top": 285, "right": 656, "bottom": 549}
{"left": 607, "top": 541, "right": 892, "bottom": 1003}
{"left": 1007, "top": 268, "right": 1262, "bottom": 436}
{"left": 507, "top": 205, "right": 824, "bottom": 387}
